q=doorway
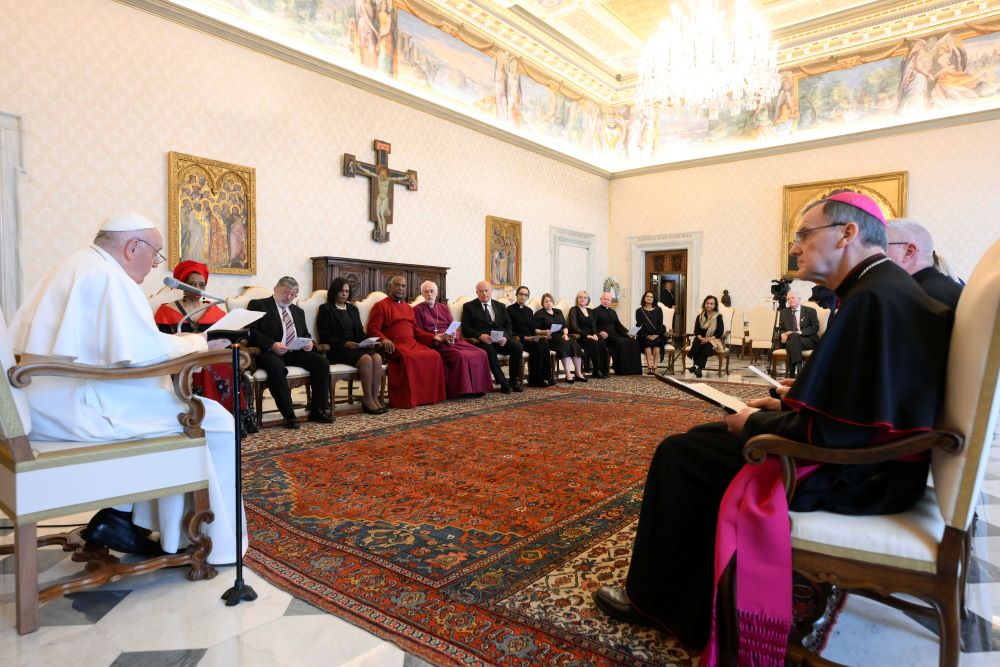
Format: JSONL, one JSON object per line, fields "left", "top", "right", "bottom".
{"left": 645, "top": 250, "right": 688, "bottom": 337}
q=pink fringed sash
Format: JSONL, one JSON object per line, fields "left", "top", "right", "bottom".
{"left": 702, "top": 459, "right": 818, "bottom": 667}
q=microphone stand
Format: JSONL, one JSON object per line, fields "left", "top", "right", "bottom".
{"left": 176, "top": 298, "right": 226, "bottom": 334}
{"left": 220, "top": 332, "right": 257, "bottom": 606}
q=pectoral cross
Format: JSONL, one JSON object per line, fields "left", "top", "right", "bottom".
{"left": 343, "top": 140, "right": 418, "bottom": 243}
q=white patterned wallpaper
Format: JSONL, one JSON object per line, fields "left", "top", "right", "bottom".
{"left": 610, "top": 119, "right": 1000, "bottom": 323}
{"left": 3, "top": 0, "right": 608, "bottom": 303}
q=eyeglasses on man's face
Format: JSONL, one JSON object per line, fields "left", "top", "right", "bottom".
{"left": 792, "top": 222, "right": 846, "bottom": 246}
{"left": 135, "top": 238, "right": 166, "bottom": 265}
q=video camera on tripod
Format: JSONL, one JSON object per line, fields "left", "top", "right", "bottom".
{"left": 770, "top": 278, "right": 792, "bottom": 310}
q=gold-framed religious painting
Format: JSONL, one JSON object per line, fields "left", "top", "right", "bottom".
{"left": 781, "top": 171, "right": 907, "bottom": 278}
{"left": 485, "top": 216, "right": 522, "bottom": 289}
{"left": 167, "top": 151, "right": 256, "bottom": 275}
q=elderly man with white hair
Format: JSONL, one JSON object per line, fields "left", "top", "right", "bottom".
{"left": 10, "top": 212, "right": 245, "bottom": 564}
{"left": 885, "top": 218, "right": 963, "bottom": 309}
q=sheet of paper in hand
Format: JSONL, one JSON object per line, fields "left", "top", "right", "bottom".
{"left": 657, "top": 375, "right": 756, "bottom": 414}
{"left": 445, "top": 321, "right": 461, "bottom": 336}
{"left": 286, "top": 337, "right": 314, "bottom": 351}
{"left": 490, "top": 330, "right": 505, "bottom": 342}
{"left": 358, "top": 337, "right": 381, "bottom": 348}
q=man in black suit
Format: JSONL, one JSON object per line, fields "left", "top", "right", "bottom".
{"left": 248, "top": 276, "right": 333, "bottom": 428}
{"left": 777, "top": 291, "right": 819, "bottom": 378}
{"left": 659, "top": 280, "right": 676, "bottom": 308}
{"left": 461, "top": 280, "right": 523, "bottom": 393}
{"left": 886, "top": 218, "right": 963, "bottom": 309}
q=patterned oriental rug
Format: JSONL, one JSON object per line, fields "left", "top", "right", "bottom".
{"left": 243, "top": 380, "right": 806, "bottom": 666}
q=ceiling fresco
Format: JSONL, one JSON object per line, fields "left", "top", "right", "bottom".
{"left": 148, "top": 0, "right": 1000, "bottom": 170}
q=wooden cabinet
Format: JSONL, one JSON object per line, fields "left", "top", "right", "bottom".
{"left": 311, "top": 256, "right": 448, "bottom": 302}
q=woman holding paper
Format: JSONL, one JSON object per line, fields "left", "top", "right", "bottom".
{"left": 636, "top": 290, "right": 667, "bottom": 375}
{"left": 154, "top": 260, "right": 257, "bottom": 433}
{"left": 686, "top": 294, "right": 725, "bottom": 378}
{"left": 413, "top": 280, "right": 493, "bottom": 399}
{"left": 535, "top": 293, "right": 585, "bottom": 383}
{"left": 318, "top": 277, "right": 386, "bottom": 414}
{"left": 507, "top": 285, "right": 553, "bottom": 387}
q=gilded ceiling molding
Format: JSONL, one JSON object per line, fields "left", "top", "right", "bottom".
{"left": 787, "top": 16, "right": 1000, "bottom": 76}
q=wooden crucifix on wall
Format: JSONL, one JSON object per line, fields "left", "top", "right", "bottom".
{"left": 343, "top": 139, "right": 418, "bottom": 243}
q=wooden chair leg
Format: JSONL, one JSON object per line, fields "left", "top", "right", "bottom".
{"left": 15, "top": 522, "right": 39, "bottom": 635}
{"left": 254, "top": 382, "right": 264, "bottom": 424}
{"left": 329, "top": 378, "right": 337, "bottom": 410}
{"left": 935, "top": 583, "right": 962, "bottom": 667}
{"left": 347, "top": 379, "right": 356, "bottom": 405}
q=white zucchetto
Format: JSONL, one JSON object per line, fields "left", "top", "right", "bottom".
{"left": 99, "top": 211, "right": 157, "bottom": 232}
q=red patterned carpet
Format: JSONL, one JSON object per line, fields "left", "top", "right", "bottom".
{"left": 243, "top": 382, "right": 764, "bottom": 666}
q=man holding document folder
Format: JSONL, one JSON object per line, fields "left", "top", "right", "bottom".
{"left": 248, "top": 276, "right": 333, "bottom": 428}
{"left": 594, "top": 192, "right": 953, "bottom": 663}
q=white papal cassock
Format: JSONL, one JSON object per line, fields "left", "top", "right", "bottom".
{"left": 10, "top": 244, "right": 246, "bottom": 564}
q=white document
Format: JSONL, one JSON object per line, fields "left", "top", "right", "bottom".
{"left": 358, "top": 337, "right": 381, "bottom": 348}
{"left": 490, "top": 329, "right": 505, "bottom": 342}
{"left": 206, "top": 307, "right": 265, "bottom": 332}
{"left": 286, "top": 336, "right": 314, "bottom": 351}
{"left": 747, "top": 364, "right": 784, "bottom": 388}
{"left": 627, "top": 325, "right": 641, "bottom": 336}
{"left": 445, "top": 321, "right": 461, "bottom": 336}
{"left": 549, "top": 323, "right": 563, "bottom": 333}
{"left": 660, "top": 375, "right": 757, "bottom": 414}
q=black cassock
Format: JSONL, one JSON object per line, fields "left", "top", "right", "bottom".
{"left": 624, "top": 255, "right": 953, "bottom": 648}
{"left": 592, "top": 305, "right": 642, "bottom": 375}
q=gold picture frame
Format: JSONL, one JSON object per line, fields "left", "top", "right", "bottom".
{"left": 781, "top": 171, "right": 907, "bottom": 278}
{"left": 485, "top": 216, "right": 522, "bottom": 289}
{"left": 167, "top": 151, "right": 256, "bottom": 275}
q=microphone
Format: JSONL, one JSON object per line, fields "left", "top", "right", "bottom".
{"left": 163, "top": 276, "right": 225, "bottom": 303}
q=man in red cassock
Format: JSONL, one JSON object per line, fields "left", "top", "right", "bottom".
{"left": 366, "top": 275, "right": 447, "bottom": 408}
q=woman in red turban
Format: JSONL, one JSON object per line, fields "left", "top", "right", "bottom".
{"left": 154, "top": 260, "right": 257, "bottom": 433}
{"left": 154, "top": 260, "right": 225, "bottom": 333}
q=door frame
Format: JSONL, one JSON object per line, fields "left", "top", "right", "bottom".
{"left": 628, "top": 231, "right": 702, "bottom": 328}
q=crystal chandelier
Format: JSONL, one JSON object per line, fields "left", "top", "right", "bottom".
{"left": 635, "top": 0, "right": 781, "bottom": 120}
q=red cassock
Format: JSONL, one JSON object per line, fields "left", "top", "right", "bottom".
{"left": 367, "top": 297, "right": 446, "bottom": 409}
{"left": 412, "top": 301, "right": 493, "bottom": 398}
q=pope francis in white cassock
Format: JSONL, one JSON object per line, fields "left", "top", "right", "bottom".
{"left": 9, "top": 212, "right": 246, "bottom": 564}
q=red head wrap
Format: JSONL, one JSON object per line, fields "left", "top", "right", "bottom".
{"left": 173, "top": 260, "right": 209, "bottom": 285}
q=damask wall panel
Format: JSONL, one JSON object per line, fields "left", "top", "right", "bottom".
{"left": 3, "top": 0, "right": 608, "bottom": 302}
{"left": 609, "top": 117, "right": 1000, "bottom": 318}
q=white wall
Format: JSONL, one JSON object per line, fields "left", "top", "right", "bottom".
{"left": 609, "top": 119, "right": 1000, "bottom": 323}
{"left": 2, "top": 0, "right": 608, "bottom": 302}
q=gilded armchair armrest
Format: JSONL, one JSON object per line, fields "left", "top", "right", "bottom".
{"left": 9, "top": 349, "right": 251, "bottom": 439}
{"left": 742, "top": 430, "right": 964, "bottom": 501}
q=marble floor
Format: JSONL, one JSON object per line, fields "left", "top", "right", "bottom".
{"left": 2, "top": 359, "right": 998, "bottom": 666}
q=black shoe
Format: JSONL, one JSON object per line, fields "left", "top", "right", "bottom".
{"left": 284, "top": 418, "right": 300, "bottom": 429}
{"left": 692, "top": 367, "right": 703, "bottom": 378}
{"left": 688, "top": 365, "right": 697, "bottom": 373}
{"left": 563, "top": 377, "right": 574, "bottom": 384}
{"left": 599, "top": 373, "right": 610, "bottom": 379}
{"left": 82, "top": 508, "right": 164, "bottom": 558}
{"left": 575, "top": 375, "right": 588, "bottom": 383}
{"left": 593, "top": 586, "right": 650, "bottom": 627}
{"left": 511, "top": 382, "right": 524, "bottom": 393}
{"left": 308, "top": 410, "right": 335, "bottom": 423}
{"left": 500, "top": 383, "right": 512, "bottom": 394}
{"left": 362, "top": 404, "right": 381, "bottom": 415}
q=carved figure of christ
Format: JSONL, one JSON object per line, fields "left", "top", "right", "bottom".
{"left": 343, "top": 139, "right": 418, "bottom": 243}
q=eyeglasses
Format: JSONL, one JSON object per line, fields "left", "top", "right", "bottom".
{"left": 887, "top": 242, "right": 909, "bottom": 246}
{"left": 516, "top": 292, "right": 529, "bottom": 297}
{"left": 792, "top": 222, "right": 846, "bottom": 246}
{"left": 135, "top": 238, "right": 166, "bottom": 265}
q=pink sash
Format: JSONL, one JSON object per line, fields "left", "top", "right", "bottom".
{"left": 702, "top": 459, "right": 819, "bottom": 666}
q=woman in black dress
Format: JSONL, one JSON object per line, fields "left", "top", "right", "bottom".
{"left": 317, "top": 277, "right": 385, "bottom": 414}
{"left": 687, "top": 294, "right": 724, "bottom": 378}
{"left": 535, "top": 292, "right": 585, "bottom": 383}
{"left": 568, "top": 290, "right": 609, "bottom": 378}
{"left": 635, "top": 290, "right": 667, "bottom": 375}
{"left": 507, "top": 285, "right": 553, "bottom": 387}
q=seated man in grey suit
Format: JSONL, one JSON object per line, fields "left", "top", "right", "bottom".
{"left": 248, "top": 276, "right": 333, "bottom": 429}
{"left": 777, "top": 291, "right": 819, "bottom": 378}
{"left": 461, "top": 280, "right": 523, "bottom": 393}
